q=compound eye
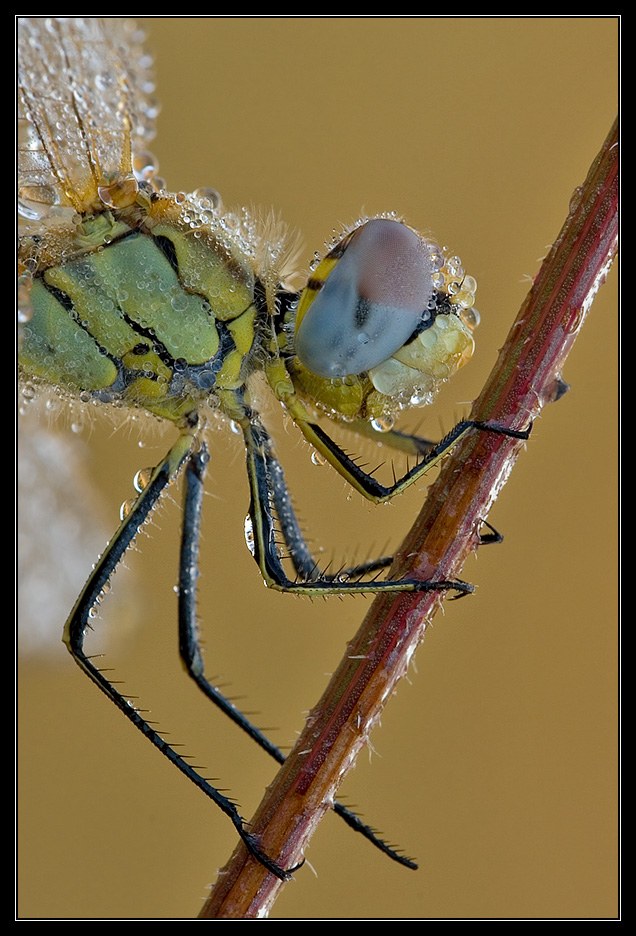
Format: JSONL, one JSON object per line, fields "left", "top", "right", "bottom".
{"left": 295, "top": 219, "right": 435, "bottom": 379}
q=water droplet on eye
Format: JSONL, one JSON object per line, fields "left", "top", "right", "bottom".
{"left": 455, "top": 290, "right": 475, "bottom": 310}
{"left": 310, "top": 451, "right": 326, "bottom": 467}
{"left": 174, "top": 192, "right": 186, "bottom": 205}
{"left": 460, "top": 307, "right": 480, "bottom": 330}
{"left": 370, "top": 414, "right": 395, "bottom": 433}
{"left": 120, "top": 499, "right": 135, "bottom": 521}
{"left": 133, "top": 467, "right": 153, "bottom": 492}
{"left": 446, "top": 256, "right": 464, "bottom": 278}
{"left": 244, "top": 515, "right": 256, "bottom": 556}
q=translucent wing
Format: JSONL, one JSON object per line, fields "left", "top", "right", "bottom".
{"left": 18, "top": 420, "right": 109, "bottom": 655}
{"left": 18, "top": 17, "right": 157, "bottom": 219}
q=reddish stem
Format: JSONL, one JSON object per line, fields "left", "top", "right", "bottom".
{"left": 199, "top": 117, "right": 618, "bottom": 919}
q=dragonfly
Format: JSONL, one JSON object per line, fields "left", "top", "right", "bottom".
{"left": 17, "top": 17, "right": 528, "bottom": 881}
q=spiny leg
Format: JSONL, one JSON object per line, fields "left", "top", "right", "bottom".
{"left": 347, "top": 418, "right": 438, "bottom": 458}
{"left": 292, "top": 416, "right": 532, "bottom": 503}
{"left": 306, "top": 420, "right": 509, "bottom": 548}
{"left": 347, "top": 424, "right": 508, "bottom": 544}
{"left": 239, "top": 407, "right": 473, "bottom": 597}
{"left": 264, "top": 442, "right": 393, "bottom": 583}
{"left": 476, "top": 518, "right": 504, "bottom": 545}
{"left": 63, "top": 432, "right": 295, "bottom": 882}
{"left": 178, "top": 443, "right": 284, "bottom": 762}
{"left": 177, "top": 442, "right": 417, "bottom": 869}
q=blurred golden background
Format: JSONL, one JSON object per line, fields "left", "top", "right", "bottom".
{"left": 18, "top": 17, "right": 618, "bottom": 920}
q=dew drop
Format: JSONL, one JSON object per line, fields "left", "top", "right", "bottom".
{"left": 170, "top": 292, "right": 188, "bottom": 312}
{"left": 462, "top": 274, "right": 477, "bottom": 294}
{"left": 98, "top": 176, "right": 139, "bottom": 209}
{"left": 244, "top": 515, "right": 256, "bottom": 556}
{"left": 132, "top": 149, "right": 160, "bottom": 182}
{"left": 370, "top": 414, "right": 395, "bottom": 433}
{"left": 446, "top": 256, "right": 463, "bottom": 278}
{"left": 460, "top": 307, "right": 481, "bottom": 330}
{"left": 193, "top": 186, "right": 223, "bottom": 210}
{"left": 95, "top": 70, "right": 116, "bottom": 92}
{"left": 455, "top": 290, "right": 475, "bottom": 310}
{"left": 120, "top": 499, "right": 135, "bottom": 521}
{"left": 133, "top": 467, "right": 153, "bottom": 493}
{"left": 45, "top": 397, "right": 60, "bottom": 414}
{"left": 17, "top": 275, "right": 34, "bottom": 323}
{"left": 569, "top": 185, "right": 584, "bottom": 214}
{"left": 310, "top": 451, "right": 326, "bottom": 467}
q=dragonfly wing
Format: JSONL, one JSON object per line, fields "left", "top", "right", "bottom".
{"left": 18, "top": 17, "right": 157, "bottom": 218}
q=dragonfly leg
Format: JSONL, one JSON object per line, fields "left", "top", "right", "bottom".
{"left": 63, "top": 432, "right": 295, "bottom": 882}
{"left": 265, "top": 444, "right": 394, "bottom": 582}
{"left": 326, "top": 421, "right": 511, "bottom": 547}
{"left": 178, "top": 442, "right": 285, "bottom": 762}
{"left": 178, "top": 442, "right": 417, "bottom": 868}
{"left": 292, "top": 417, "right": 532, "bottom": 503}
{"left": 239, "top": 410, "right": 473, "bottom": 598}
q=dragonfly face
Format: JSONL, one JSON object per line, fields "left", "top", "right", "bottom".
{"left": 17, "top": 16, "right": 484, "bottom": 882}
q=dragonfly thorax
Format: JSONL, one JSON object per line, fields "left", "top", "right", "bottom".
{"left": 18, "top": 196, "right": 268, "bottom": 424}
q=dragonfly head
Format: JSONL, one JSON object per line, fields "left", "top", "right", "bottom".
{"left": 287, "top": 217, "right": 479, "bottom": 425}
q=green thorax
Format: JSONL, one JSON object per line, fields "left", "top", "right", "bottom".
{"left": 19, "top": 209, "right": 259, "bottom": 423}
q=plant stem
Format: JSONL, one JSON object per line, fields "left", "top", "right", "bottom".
{"left": 198, "top": 117, "right": 618, "bottom": 919}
